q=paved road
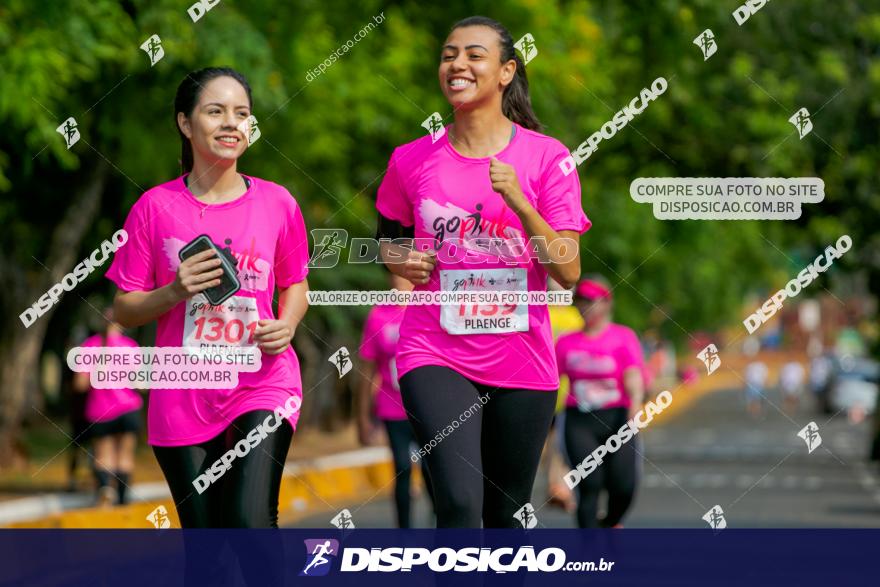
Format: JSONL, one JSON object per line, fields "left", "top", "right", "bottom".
{"left": 287, "top": 386, "right": 880, "bottom": 528}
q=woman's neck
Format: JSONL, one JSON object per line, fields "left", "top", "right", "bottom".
{"left": 187, "top": 159, "right": 244, "bottom": 203}
{"left": 583, "top": 317, "right": 610, "bottom": 336}
{"left": 449, "top": 108, "right": 513, "bottom": 158}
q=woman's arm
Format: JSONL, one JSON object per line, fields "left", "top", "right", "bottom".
{"left": 113, "top": 248, "right": 224, "bottom": 328}
{"left": 378, "top": 239, "right": 437, "bottom": 285}
{"left": 357, "top": 360, "right": 379, "bottom": 445}
{"left": 489, "top": 157, "right": 581, "bottom": 288}
{"left": 253, "top": 279, "right": 309, "bottom": 355}
{"left": 623, "top": 366, "right": 645, "bottom": 420}
{"left": 72, "top": 372, "right": 90, "bottom": 393}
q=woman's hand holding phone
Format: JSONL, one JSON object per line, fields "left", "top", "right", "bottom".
{"left": 171, "top": 249, "right": 224, "bottom": 302}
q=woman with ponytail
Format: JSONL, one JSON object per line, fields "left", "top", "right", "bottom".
{"left": 106, "top": 67, "right": 310, "bottom": 527}
{"left": 375, "top": 16, "right": 590, "bottom": 527}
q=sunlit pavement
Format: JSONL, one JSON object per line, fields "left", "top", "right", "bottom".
{"left": 287, "top": 386, "right": 880, "bottom": 528}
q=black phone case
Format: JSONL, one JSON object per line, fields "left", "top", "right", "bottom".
{"left": 178, "top": 234, "right": 241, "bottom": 305}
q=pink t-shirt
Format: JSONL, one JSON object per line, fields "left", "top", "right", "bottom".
{"left": 556, "top": 323, "right": 644, "bottom": 411}
{"left": 79, "top": 333, "right": 143, "bottom": 423}
{"left": 359, "top": 305, "right": 407, "bottom": 421}
{"left": 105, "top": 175, "right": 310, "bottom": 446}
{"left": 376, "top": 123, "right": 590, "bottom": 390}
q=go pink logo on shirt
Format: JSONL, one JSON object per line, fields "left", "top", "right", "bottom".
{"left": 163, "top": 236, "right": 270, "bottom": 292}
{"left": 419, "top": 198, "right": 522, "bottom": 252}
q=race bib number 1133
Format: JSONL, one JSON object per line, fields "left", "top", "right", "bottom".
{"left": 439, "top": 268, "right": 529, "bottom": 335}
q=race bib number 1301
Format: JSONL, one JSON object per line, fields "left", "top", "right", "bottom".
{"left": 183, "top": 294, "right": 260, "bottom": 349}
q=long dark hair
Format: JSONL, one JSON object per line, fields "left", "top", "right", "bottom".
{"left": 174, "top": 67, "right": 253, "bottom": 174}
{"left": 449, "top": 16, "right": 542, "bottom": 131}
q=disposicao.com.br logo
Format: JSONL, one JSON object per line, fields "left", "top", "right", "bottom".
{"left": 300, "top": 543, "right": 613, "bottom": 574}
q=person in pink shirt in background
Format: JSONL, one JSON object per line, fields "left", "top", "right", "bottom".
{"left": 556, "top": 275, "right": 645, "bottom": 528}
{"left": 357, "top": 273, "right": 434, "bottom": 528}
{"left": 106, "top": 67, "right": 310, "bottom": 529}
{"left": 73, "top": 307, "right": 142, "bottom": 506}
{"left": 375, "top": 16, "right": 589, "bottom": 528}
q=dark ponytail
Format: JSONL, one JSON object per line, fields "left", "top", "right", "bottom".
{"left": 450, "top": 16, "right": 542, "bottom": 131}
{"left": 174, "top": 67, "right": 253, "bottom": 174}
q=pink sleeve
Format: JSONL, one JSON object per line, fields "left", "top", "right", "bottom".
{"left": 105, "top": 197, "right": 156, "bottom": 292}
{"left": 274, "top": 193, "right": 310, "bottom": 288}
{"left": 617, "top": 329, "right": 644, "bottom": 371}
{"left": 358, "top": 310, "right": 379, "bottom": 361}
{"left": 538, "top": 143, "right": 591, "bottom": 233}
{"left": 376, "top": 148, "right": 414, "bottom": 226}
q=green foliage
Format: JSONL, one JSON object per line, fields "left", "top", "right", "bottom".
{"left": 2, "top": 0, "right": 877, "bottom": 355}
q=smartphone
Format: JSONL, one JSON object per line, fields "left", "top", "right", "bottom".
{"left": 178, "top": 234, "right": 241, "bottom": 305}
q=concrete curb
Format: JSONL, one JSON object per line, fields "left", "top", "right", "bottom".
{"left": 2, "top": 447, "right": 398, "bottom": 528}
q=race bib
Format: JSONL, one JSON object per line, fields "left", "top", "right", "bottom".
{"left": 183, "top": 294, "right": 260, "bottom": 350}
{"left": 439, "top": 268, "right": 528, "bottom": 335}
{"left": 572, "top": 378, "right": 621, "bottom": 412}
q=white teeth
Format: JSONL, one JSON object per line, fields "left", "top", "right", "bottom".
{"left": 218, "top": 137, "right": 239, "bottom": 143}
{"left": 449, "top": 78, "right": 472, "bottom": 88}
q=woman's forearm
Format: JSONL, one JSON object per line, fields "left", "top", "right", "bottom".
{"left": 72, "top": 372, "right": 90, "bottom": 392}
{"left": 623, "top": 367, "right": 645, "bottom": 407}
{"left": 379, "top": 240, "right": 412, "bottom": 278}
{"left": 277, "top": 279, "right": 309, "bottom": 333}
{"left": 113, "top": 285, "right": 183, "bottom": 329}
{"left": 515, "top": 204, "right": 581, "bottom": 288}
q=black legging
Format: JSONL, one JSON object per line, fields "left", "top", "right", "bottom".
{"left": 384, "top": 418, "right": 435, "bottom": 528}
{"left": 400, "top": 365, "right": 557, "bottom": 528}
{"left": 563, "top": 406, "right": 637, "bottom": 528}
{"left": 153, "top": 409, "right": 293, "bottom": 528}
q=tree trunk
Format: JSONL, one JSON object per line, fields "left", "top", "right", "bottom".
{"left": 0, "top": 159, "right": 108, "bottom": 468}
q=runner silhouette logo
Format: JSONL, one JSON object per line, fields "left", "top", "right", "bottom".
{"left": 696, "top": 344, "right": 721, "bottom": 375}
{"left": 797, "top": 421, "right": 822, "bottom": 454}
{"left": 300, "top": 539, "right": 339, "bottom": 577}
{"left": 702, "top": 505, "right": 727, "bottom": 531}
{"left": 514, "top": 503, "right": 538, "bottom": 529}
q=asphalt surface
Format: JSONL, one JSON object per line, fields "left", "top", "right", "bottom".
{"left": 287, "top": 386, "right": 880, "bottom": 528}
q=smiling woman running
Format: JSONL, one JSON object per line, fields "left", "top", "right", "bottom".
{"left": 106, "top": 67, "right": 310, "bottom": 528}
{"left": 375, "top": 16, "right": 590, "bottom": 528}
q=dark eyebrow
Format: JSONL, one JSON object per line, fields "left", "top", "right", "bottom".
{"left": 442, "top": 44, "right": 489, "bottom": 52}
{"left": 203, "top": 102, "right": 250, "bottom": 109}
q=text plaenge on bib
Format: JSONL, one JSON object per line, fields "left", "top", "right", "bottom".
{"left": 376, "top": 123, "right": 591, "bottom": 390}
{"left": 105, "top": 175, "right": 310, "bottom": 446}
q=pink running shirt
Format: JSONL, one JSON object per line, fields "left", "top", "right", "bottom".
{"left": 376, "top": 123, "right": 590, "bottom": 390}
{"left": 105, "top": 175, "right": 310, "bottom": 446}
{"left": 556, "top": 323, "right": 644, "bottom": 411}
{"left": 359, "top": 304, "right": 408, "bottom": 421}
{"left": 79, "top": 333, "right": 143, "bottom": 423}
